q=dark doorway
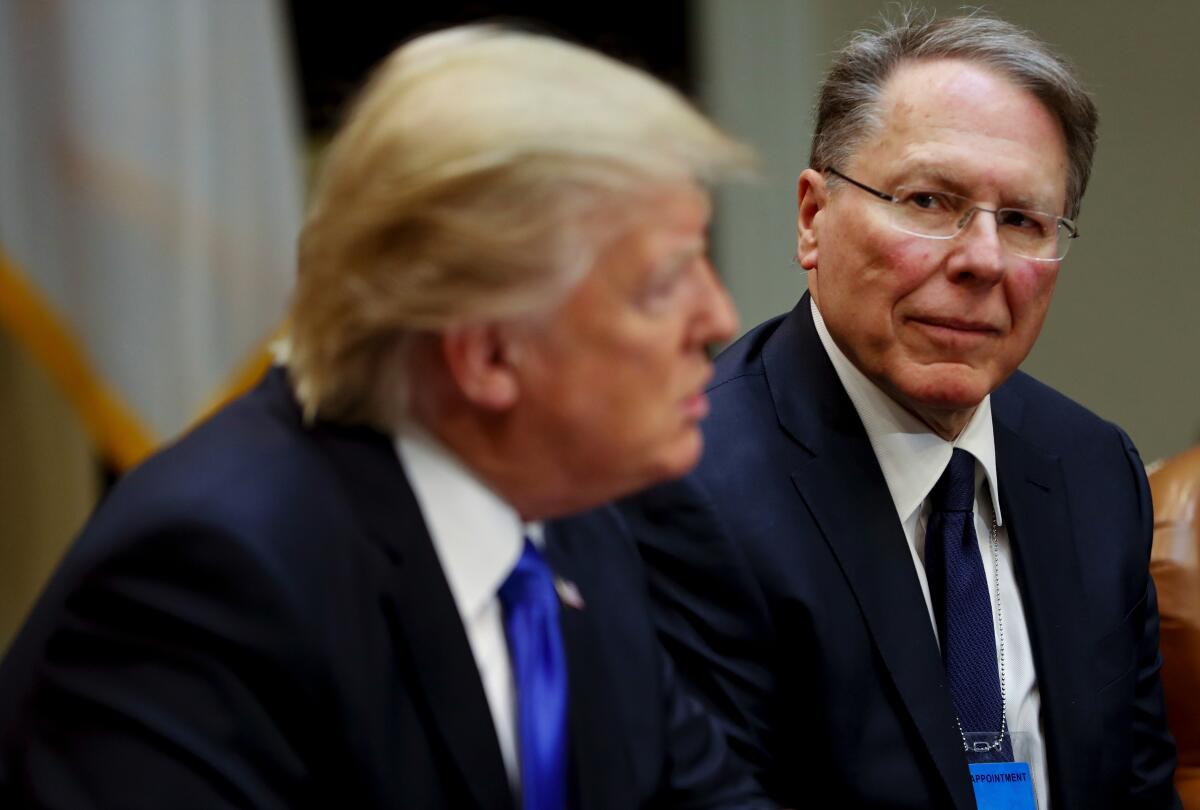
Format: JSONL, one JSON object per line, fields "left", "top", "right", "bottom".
{"left": 286, "top": 3, "right": 692, "bottom": 136}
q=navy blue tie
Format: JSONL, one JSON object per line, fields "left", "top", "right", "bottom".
{"left": 924, "top": 449, "right": 1010, "bottom": 760}
{"left": 499, "top": 539, "right": 569, "bottom": 810}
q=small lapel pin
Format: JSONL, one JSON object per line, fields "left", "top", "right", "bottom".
{"left": 554, "top": 577, "right": 586, "bottom": 610}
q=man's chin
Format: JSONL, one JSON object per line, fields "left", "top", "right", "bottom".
{"left": 892, "top": 362, "right": 996, "bottom": 407}
{"left": 642, "top": 432, "right": 705, "bottom": 490}
{"left": 885, "top": 375, "right": 993, "bottom": 439}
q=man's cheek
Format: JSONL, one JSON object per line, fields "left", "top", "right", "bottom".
{"left": 1007, "top": 269, "right": 1057, "bottom": 321}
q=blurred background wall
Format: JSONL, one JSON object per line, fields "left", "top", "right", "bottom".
{"left": 2, "top": 0, "right": 1197, "bottom": 652}
{"left": 0, "top": 0, "right": 304, "bottom": 650}
{"left": 0, "top": 334, "right": 98, "bottom": 652}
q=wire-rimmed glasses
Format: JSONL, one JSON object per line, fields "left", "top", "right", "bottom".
{"left": 826, "top": 168, "right": 1078, "bottom": 262}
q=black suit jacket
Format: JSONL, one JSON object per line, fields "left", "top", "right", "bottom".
{"left": 621, "top": 296, "right": 1181, "bottom": 809}
{"left": 0, "top": 368, "right": 768, "bottom": 810}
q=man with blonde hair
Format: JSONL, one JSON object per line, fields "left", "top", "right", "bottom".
{"left": 0, "top": 26, "right": 770, "bottom": 809}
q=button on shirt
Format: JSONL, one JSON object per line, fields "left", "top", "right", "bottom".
{"left": 811, "top": 299, "right": 1050, "bottom": 809}
{"left": 396, "top": 427, "right": 535, "bottom": 789}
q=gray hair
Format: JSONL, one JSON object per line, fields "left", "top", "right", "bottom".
{"left": 809, "top": 9, "right": 1098, "bottom": 218}
{"left": 287, "top": 24, "right": 754, "bottom": 425}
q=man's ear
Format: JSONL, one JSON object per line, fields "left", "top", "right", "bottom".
{"left": 440, "top": 323, "right": 520, "bottom": 411}
{"left": 797, "top": 168, "right": 827, "bottom": 271}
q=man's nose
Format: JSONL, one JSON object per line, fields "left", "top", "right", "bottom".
{"left": 947, "top": 207, "right": 1007, "bottom": 282}
{"left": 692, "top": 259, "right": 739, "bottom": 346}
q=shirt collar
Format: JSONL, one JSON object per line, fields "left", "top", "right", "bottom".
{"left": 810, "top": 297, "right": 1003, "bottom": 527}
{"left": 394, "top": 425, "right": 536, "bottom": 625}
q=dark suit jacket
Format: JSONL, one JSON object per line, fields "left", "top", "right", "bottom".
{"left": 0, "top": 368, "right": 768, "bottom": 810}
{"left": 621, "top": 296, "right": 1181, "bottom": 809}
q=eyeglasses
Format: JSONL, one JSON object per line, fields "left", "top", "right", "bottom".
{"left": 826, "top": 168, "right": 1078, "bottom": 262}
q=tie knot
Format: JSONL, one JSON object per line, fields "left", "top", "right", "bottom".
{"left": 499, "top": 537, "right": 555, "bottom": 611}
{"left": 930, "top": 448, "right": 976, "bottom": 512}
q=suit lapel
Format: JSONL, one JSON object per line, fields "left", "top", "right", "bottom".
{"left": 766, "top": 300, "right": 976, "bottom": 809}
{"left": 541, "top": 529, "right": 635, "bottom": 810}
{"left": 303, "top": 396, "right": 513, "bottom": 810}
{"left": 992, "top": 393, "right": 1098, "bottom": 810}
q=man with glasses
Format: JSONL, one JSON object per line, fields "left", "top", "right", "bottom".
{"left": 622, "top": 11, "right": 1181, "bottom": 810}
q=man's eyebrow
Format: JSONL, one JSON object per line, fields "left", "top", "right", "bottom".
{"left": 1005, "top": 193, "right": 1057, "bottom": 213}
{"left": 891, "top": 162, "right": 1058, "bottom": 211}
{"left": 666, "top": 238, "right": 706, "bottom": 264}
{"left": 889, "top": 162, "right": 970, "bottom": 194}
{"left": 647, "top": 241, "right": 705, "bottom": 284}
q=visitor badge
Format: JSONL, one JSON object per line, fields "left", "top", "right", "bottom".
{"left": 969, "top": 761, "right": 1037, "bottom": 809}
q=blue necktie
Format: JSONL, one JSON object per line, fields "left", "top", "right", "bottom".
{"left": 924, "top": 449, "right": 1011, "bottom": 760}
{"left": 499, "top": 539, "right": 569, "bottom": 810}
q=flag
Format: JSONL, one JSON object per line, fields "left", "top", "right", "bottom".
{"left": 0, "top": 0, "right": 303, "bottom": 470}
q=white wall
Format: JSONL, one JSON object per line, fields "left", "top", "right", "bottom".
{"left": 695, "top": 0, "right": 1200, "bottom": 462}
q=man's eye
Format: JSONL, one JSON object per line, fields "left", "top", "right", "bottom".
{"left": 998, "top": 209, "right": 1047, "bottom": 234}
{"left": 643, "top": 278, "right": 677, "bottom": 301}
{"left": 636, "top": 271, "right": 683, "bottom": 312}
{"left": 900, "top": 191, "right": 948, "bottom": 211}
{"left": 637, "top": 258, "right": 704, "bottom": 312}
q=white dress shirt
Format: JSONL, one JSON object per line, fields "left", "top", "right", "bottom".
{"left": 395, "top": 426, "right": 532, "bottom": 789}
{"left": 812, "top": 299, "right": 1050, "bottom": 809}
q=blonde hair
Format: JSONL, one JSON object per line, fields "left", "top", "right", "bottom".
{"left": 286, "top": 24, "right": 753, "bottom": 425}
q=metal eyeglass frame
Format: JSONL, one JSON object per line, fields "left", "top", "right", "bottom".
{"left": 825, "top": 167, "right": 1078, "bottom": 262}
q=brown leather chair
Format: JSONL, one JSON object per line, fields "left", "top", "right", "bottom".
{"left": 1149, "top": 445, "right": 1200, "bottom": 807}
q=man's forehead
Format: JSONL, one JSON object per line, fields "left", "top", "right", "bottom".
{"left": 846, "top": 57, "right": 1069, "bottom": 204}
{"left": 874, "top": 58, "right": 1050, "bottom": 126}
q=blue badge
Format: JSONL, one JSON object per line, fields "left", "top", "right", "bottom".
{"left": 969, "top": 761, "right": 1037, "bottom": 809}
